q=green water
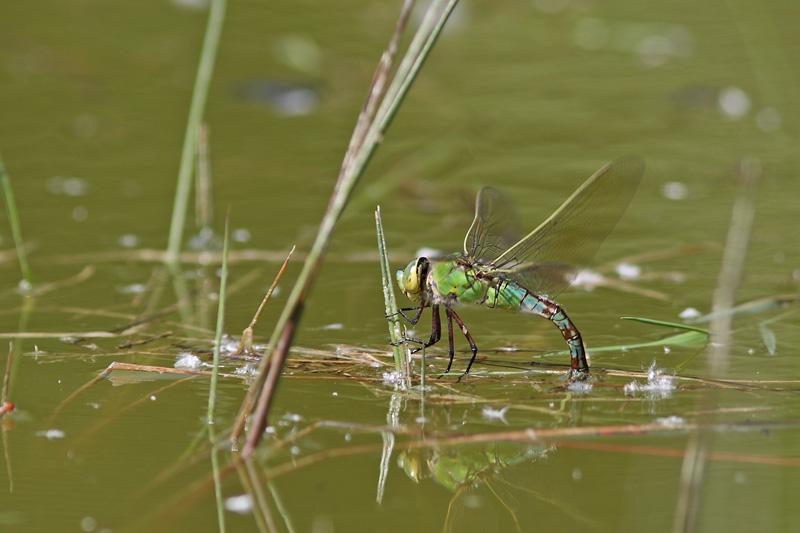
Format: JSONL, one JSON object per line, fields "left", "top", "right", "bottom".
{"left": 1, "top": 1, "right": 800, "bottom": 531}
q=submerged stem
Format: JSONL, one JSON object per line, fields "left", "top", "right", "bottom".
{"left": 207, "top": 207, "right": 231, "bottom": 424}
{"left": 673, "top": 157, "right": 761, "bottom": 533}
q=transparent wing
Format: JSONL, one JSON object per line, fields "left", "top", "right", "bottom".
{"left": 466, "top": 156, "right": 645, "bottom": 297}
{"left": 463, "top": 186, "right": 523, "bottom": 263}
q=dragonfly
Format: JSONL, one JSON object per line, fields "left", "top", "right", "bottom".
{"left": 395, "top": 156, "right": 644, "bottom": 381}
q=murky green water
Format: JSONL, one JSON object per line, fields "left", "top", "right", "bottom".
{"left": 2, "top": 0, "right": 800, "bottom": 531}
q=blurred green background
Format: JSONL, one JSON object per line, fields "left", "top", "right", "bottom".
{"left": 1, "top": 0, "right": 799, "bottom": 531}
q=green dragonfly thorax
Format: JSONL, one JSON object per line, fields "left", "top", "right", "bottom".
{"left": 398, "top": 255, "right": 503, "bottom": 307}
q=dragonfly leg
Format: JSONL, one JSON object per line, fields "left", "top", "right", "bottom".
{"left": 439, "top": 306, "right": 456, "bottom": 376}
{"left": 446, "top": 307, "right": 478, "bottom": 381}
{"left": 395, "top": 304, "right": 426, "bottom": 325}
{"left": 406, "top": 303, "right": 442, "bottom": 355}
{"left": 390, "top": 304, "right": 428, "bottom": 345}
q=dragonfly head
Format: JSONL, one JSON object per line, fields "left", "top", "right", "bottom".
{"left": 396, "top": 257, "right": 430, "bottom": 301}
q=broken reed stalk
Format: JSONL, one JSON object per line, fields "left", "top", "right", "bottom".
{"left": 375, "top": 207, "right": 410, "bottom": 382}
{"left": 235, "top": 246, "right": 296, "bottom": 356}
{"left": 207, "top": 207, "right": 231, "bottom": 424}
{"left": 165, "top": 0, "right": 227, "bottom": 265}
{"left": 0, "top": 153, "right": 33, "bottom": 289}
{"left": 231, "top": 0, "right": 460, "bottom": 455}
{"left": 672, "top": 157, "right": 761, "bottom": 533}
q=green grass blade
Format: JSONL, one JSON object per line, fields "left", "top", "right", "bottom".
{"left": 0, "top": 154, "right": 33, "bottom": 289}
{"left": 538, "top": 317, "right": 710, "bottom": 359}
{"left": 375, "top": 207, "right": 406, "bottom": 376}
{"left": 166, "top": 0, "right": 227, "bottom": 265}
{"left": 621, "top": 316, "right": 711, "bottom": 335}
{"left": 539, "top": 330, "right": 709, "bottom": 359}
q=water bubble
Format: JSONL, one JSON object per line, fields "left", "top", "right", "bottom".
{"left": 224, "top": 494, "right": 254, "bottom": 514}
{"left": 656, "top": 415, "right": 685, "bottom": 427}
{"left": 118, "top": 283, "right": 146, "bottom": 294}
{"left": 72, "top": 206, "right": 88, "bottom": 221}
{"left": 382, "top": 370, "right": 402, "bottom": 384}
{"left": 38, "top": 429, "right": 66, "bottom": 439}
{"left": 62, "top": 178, "right": 88, "bottom": 196}
{"left": 118, "top": 234, "right": 139, "bottom": 248}
{"left": 80, "top": 516, "right": 97, "bottom": 532}
{"left": 679, "top": 307, "right": 701, "bottom": 319}
{"left": 234, "top": 363, "right": 257, "bottom": 376}
{"left": 615, "top": 263, "right": 641, "bottom": 281}
{"left": 232, "top": 228, "right": 251, "bottom": 243}
{"left": 481, "top": 405, "right": 510, "bottom": 424}
{"left": 568, "top": 381, "right": 592, "bottom": 394}
{"left": 572, "top": 269, "right": 603, "bottom": 291}
{"left": 637, "top": 35, "right": 674, "bottom": 67}
{"left": 661, "top": 181, "right": 688, "bottom": 200}
{"left": 623, "top": 362, "right": 675, "bottom": 399}
{"left": 47, "top": 176, "right": 89, "bottom": 196}
{"left": 718, "top": 86, "right": 750, "bottom": 118}
{"left": 283, "top": 412, "right": 303, "bottom": 423}
{"left": 756, "top": 107, "right": 781, "bottom": 132}
{"left": 174, "top": 352, "right": 204, "bottom": 370}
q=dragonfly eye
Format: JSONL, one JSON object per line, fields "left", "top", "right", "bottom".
{"left": 397, "top": 257, "right": 429, "bottom": 299}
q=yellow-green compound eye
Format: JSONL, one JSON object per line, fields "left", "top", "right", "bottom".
{"left": 396, "top": 257, "right": 429, "bottom": 300}
{"left": 397, "top": 259, "right": 420, "bottom": 294}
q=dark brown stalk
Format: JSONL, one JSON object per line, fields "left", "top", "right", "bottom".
{"left": 230, "top": 0, "right": 459, "bottom": 452}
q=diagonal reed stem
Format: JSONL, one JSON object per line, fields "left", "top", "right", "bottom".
{"left": 230, "top": 0, "right": 460, "bottom": 455}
